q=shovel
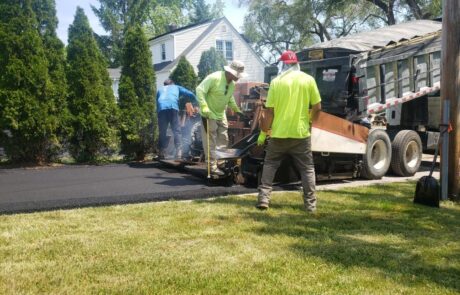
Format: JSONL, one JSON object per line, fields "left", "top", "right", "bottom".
{"left": 413, "top": 128, "right": 447, "bottom": 207}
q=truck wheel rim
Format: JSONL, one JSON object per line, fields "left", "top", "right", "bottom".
{"left": 406, "top": 141, "right": 419, "bottom": 168}
{"left": 371, "top": 140, "right": 387, "bottom": 170}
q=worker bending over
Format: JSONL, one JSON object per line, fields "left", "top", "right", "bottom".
{"left": 156, "top": 78, "right": 197, "bottom": 159}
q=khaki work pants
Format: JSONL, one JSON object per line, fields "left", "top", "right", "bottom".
{"left": 258, "top": 137, "right": 316, "bottom": 209}
{"left": 201, "top": 117, "right": 228, "bottom": 171}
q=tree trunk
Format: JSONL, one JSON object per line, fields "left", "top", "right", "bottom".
{"left": 366, "top": 0, "right": 396, "bottom": 25}
{"left": 405, "top": 0, "right": 423, "bottom": 19}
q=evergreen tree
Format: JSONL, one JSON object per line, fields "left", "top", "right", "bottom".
{"left": 170, "top": 56, "right": 198, "bottom": 91}
{"left": 66, "top": 7, "right": 119, "bottom": 163}
{"left": 32, "top": 0, "right": 70, "bottom": 153}
{"left": 91, "top": 0, "right": 151, "bottom": 67}
{"left": 189, "top": 0, "right": 212, "bottom": 23}
{"left": 0, "top": 0, "right": 62, "bottom": 164}
{"left": 197, "top": 47, "right": 227, "bottom": 82}
{"left": 189, "top": 0, "right": 224, "bottom": 24}
{"left": 118, "top": 25, "right": 156, "bottom": 160}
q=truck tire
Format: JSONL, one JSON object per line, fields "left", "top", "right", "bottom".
{"left": 361, "top": 129, "right": 392, "bottom": 180}
{"left": 390, "top": 130, "right": 422, "bottom": 176}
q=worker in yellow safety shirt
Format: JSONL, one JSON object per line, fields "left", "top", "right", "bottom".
{"left": 256, "top": 50, "right": 322, "bottom": 212}
{"left": 196, "top": 60, "right": 247, "bottom": 176}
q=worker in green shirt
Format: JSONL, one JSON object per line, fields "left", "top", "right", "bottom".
{"left": 256, "top": 51, "right": 322, "bottom": 212}
{"left": 196, "top": 60, "right": 247, "bottom": 176}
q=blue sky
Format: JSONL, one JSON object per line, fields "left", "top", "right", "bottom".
{"left": 55, "top": 0, "right": 247, "bottom": 44}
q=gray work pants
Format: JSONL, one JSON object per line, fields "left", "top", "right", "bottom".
{"left": 258, "top": 137, "right": 316, "bottom": 209}
{"left": 201, "top": 117, "right": 228, "bottom": 171}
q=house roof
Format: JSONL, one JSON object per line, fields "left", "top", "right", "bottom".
{"left": 154, "top": 61, "right": 172, "bottom": 72}
{"left": 309, "top": 19, "right": 442, "bottom": 52}
{"left": 148, "top": 19, "right": 216, "bottom": 41}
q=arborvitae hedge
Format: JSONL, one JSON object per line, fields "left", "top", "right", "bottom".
{"left": 170, "top": 56, "right": 198, "bottom": 91}
{"left": 33, "top": 0, "right": 70, "bottom": 155}
{"left": 118, "top": 25, "right": 156, "bottom": 160}
{"left": 197, "top": 47, "right": 227, "bottom": 82}
{"left": 66, "top": 7, "right": 119, "bottom": 163}
{"left": 0, "top": 0, "right": 63, "bottom": 164}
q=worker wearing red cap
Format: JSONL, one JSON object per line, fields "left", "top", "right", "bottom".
{"left": 256, "top": 50, "right": 322, "bottom": 212}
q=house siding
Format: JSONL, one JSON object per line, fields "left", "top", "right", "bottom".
{"left": 186, "top": 20, "right": 265, "bottom": 83}
{"left": 155, "top": 71, "right": 170, "bottom": 90}
{"left": 150, "top": 36, "right": 174, "bottom": 65}
{"left": 173, "top": 24, "right": 211, "bottom": 58}
{"left": 149, "top": 18, "right": 266, "bottom": 90}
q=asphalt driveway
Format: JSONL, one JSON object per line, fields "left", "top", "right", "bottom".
{"left": 0, "top": 160, "right": 437, "bottom": 214}
{"left": 0, "top": 162, "right": 256, "bottom": 214}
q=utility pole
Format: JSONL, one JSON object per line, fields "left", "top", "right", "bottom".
{"left": 441, "top": 0, "right": 460, "bottom": 200}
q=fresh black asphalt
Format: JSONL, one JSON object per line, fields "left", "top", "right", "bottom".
{"left": 0, "top": 159, "right": 436, "bottom": 214}
{"left": 0, "top": 162, "right": 257, "bottom": 214}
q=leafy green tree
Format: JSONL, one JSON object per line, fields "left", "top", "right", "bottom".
{"left": 143, "top": 0, "right": 190, "bottom": 39}
{"left": 66, "top": 7, "right": 119, "bottom": 163}
{"left": 170, "top": 56, "right": 198, "bottom": 91}
{"left": 189, "top": 0, "right": 212, "bottom": 23}
{"left": 197, "top": 47, "right": 226, "bottom": 81}
{"left": 241, "top": 0, "right": 433, "bottom": 63}
{"left": 210, "top": 0, "right": 225, "bottom": 19}
{"left": 0, "top": 0, "right": 63, "bottom": 164}
{"left": 118, "top": 25, "right": 156, "bottom": 160}
{"left": 92, "top": 0, "right": 191, "bottom": 66}
{"left": 189, "top": 0, "right": 224, "bottom": 24}
{"left": 91, "top": 0, "right": 151, "bottom": 67}
{"left": 243, "top": 0, "right": 310, "bottom": 64}
{"left": 404, "top": 0, "right": 442, "bottom": 19}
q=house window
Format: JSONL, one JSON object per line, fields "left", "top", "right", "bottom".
{"left": 216, "top": 40, "right": 233, "bottom": 60}
{"left": 161, "top": 43, "right": 166, "bottom": 61}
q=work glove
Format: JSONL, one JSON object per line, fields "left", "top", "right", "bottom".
{"left": 257, "top": 131, "right": 267, "bottom": 146}
{"left": 201, "top": 106, "right": 211, "bottom": 118}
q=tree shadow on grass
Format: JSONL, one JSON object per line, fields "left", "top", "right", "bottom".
{"left": 209, "top": 183, "right": 460, "bottom": 292}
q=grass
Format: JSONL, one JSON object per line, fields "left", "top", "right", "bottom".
{"left": 0, "top": 182, "right": 459, "bottom": 294}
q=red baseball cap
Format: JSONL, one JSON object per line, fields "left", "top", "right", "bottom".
{"left": 279, "top": 50, "right": 298, "bottom": 64}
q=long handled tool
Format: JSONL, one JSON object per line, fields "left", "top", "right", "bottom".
{"left": 206, "top": 119, "right": 211, "bottom": 179}
{"left": 414, "top": 126, "right": 448, "bottom": 207}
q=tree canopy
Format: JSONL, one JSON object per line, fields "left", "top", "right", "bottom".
{"left": 189, "top": 0, "right": 224, "bottom": 23}
{"left": 91, "top": 0, "right": 152, "bottom": 67}
{"left": 240, "top": 0, "right": 442, "bottom": 63}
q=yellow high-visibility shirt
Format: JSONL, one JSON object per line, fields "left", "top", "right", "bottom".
{"left": 196, "top": 71, "right": 240, "bottom": 120}
{"left": 266, "top": 70, "right": 321, "bottom": 138}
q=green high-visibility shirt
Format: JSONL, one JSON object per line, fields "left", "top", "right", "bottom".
{"left": 196, "top": 71, "right": 241, "bottom": 120}
{"left": 266, "top": 70, "right": 321, "bottom": 138}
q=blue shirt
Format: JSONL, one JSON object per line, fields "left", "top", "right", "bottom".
{"left": 156, "top": 85, "right": 197, "bottom": 112}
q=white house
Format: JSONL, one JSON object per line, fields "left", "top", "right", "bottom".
{"left": 151, "top": 17, "right": 265, "bottom": 90}
{"left": 109, "top": 17, "right": 266, "bottom": 96}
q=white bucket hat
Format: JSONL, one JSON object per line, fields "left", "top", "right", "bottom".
{"left": 224, "top": 60, "right": 247, "bottom": 79}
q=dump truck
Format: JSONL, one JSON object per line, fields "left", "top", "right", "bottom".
{"left": 161, "top": 19, "right": 443, "bottom": 186}
{"left": 261, "top": 19, "right": 442, "bottom": 181}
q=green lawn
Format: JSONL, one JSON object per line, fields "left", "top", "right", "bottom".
{"left": 0, "top": 182, "right": 459, "bottom": 294}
